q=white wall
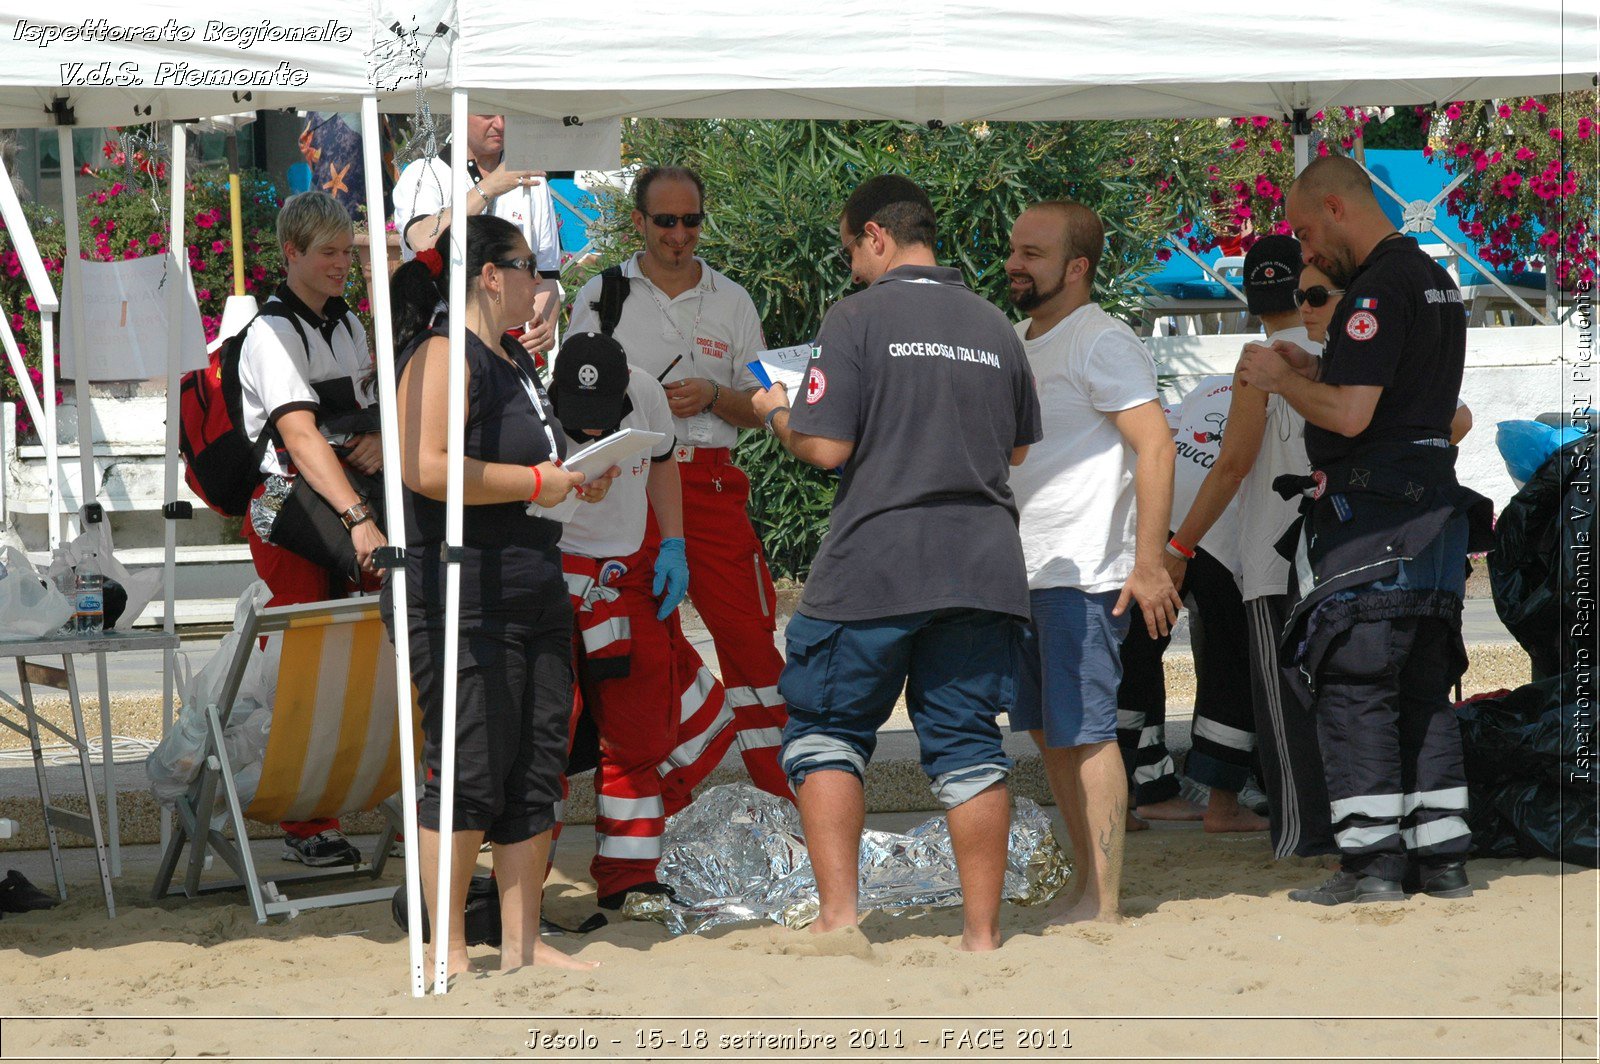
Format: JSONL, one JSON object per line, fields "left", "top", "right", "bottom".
{"left": 1150, "top": 325, "right": 1578, "bottom": 512}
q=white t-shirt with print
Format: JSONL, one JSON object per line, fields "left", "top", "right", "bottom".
{"left": 1009, "top": 303, "right": 1160, "bottom": 593}
{"left": 1169, "top": 374, "right": 1243, "bottom": 579}
{"left": 391, "top": 156, "right": 561, "bottom": 274}
{"left": 236, "top": 298, "right": 372, "bottom": 479}
{"left": 566, "top": 255, "right": 764, "bottom": 450}
{"left": 558, "top": 368, "right": 678, "bottom": 560}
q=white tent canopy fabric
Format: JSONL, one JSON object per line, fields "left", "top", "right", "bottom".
{"left": 452, "top": 0, "right": 1596, "bottom": 123}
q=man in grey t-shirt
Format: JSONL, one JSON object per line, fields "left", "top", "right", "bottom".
{"left": 752, "top": 176, "right": 1041, "bottom": 952}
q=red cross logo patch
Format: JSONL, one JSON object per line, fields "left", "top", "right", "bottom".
{"left": 1346, "top": 310, "right": 1379, "bottom": 342}
{"left": 806, "top": 367, "right": 828, "bottom": 405}
{"left": 675, "top": 445, "right": 691, "bottom": 463}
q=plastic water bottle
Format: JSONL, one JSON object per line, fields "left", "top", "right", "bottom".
{"left": 73, "top": 556, "right": 104, "bottom": 634}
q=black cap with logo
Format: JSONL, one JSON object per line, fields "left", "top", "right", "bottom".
{"left": 1242, "top": 234, "right": 1303, "bottom": 316}
{"left": 552, "top": 332, "right": 631, "bottom": 441}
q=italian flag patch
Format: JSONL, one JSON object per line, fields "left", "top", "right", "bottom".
{"left": 1355, "top": 297, "right": 1378, "bottom": 310}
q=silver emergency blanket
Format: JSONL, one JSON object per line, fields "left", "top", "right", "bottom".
{"left": 624, "top": 783, "right": 1071, "bottom": 935}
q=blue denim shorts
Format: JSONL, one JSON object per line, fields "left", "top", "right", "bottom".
{"left": 1011, "top": 587, "right": 1131, "bottom": 749}
{"left": 777, "top": 608, "right": 1018, "bottom": 809}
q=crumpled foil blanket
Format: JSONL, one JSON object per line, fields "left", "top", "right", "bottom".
{"left": 623, "top": 783, "right": 1070, "bottom": 934}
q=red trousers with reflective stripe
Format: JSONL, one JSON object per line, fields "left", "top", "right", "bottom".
{"left": 648, "top": 459, "right": 791, "bottom": 801}
{"left": 564, "top": 549, "right": 738, "bottom": 897}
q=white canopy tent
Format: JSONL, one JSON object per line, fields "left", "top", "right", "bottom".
{"left": 450, "top": 0, "right": 1593, "bottom": 125}
{"left": 0, "top": 0, "right": 1592, "bottom": 998}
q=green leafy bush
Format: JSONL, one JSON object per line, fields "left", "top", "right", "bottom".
{"left": 571, "top": 118, "right": 1195, "bottom": 577}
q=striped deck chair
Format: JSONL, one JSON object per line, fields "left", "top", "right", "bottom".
{"left": 152, "top": 597, "right": 418, "bottom": 922}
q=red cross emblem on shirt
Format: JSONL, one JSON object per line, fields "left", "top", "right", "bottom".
{"left": 675, "top": 445, "right": 691, "bottom": 463}
{"left": 1345, "top": 310, "right": 1379, "bottom": 342}
{"left": 806, "top": 367, "right": 828, "bottom": 404}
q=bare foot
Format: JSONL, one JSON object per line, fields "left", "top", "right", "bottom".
{"left": 1043, "top": 894, "right": 1121, "bottom": 926}
{"left": 1203, "top": 791, "right": 1270, "bottom": 833}
{"left": 527, "top": 943, "right": 600, "bottom": 971}
{"left": 1136, "top": 796, "right": 1205, "bottom": 822}
{"left": 958, "top": 929, "right": 1002, "bottom": 952}
{"left": 1125, "top": 810, "right": 1150, "bottom": 832}
{"left": 808, "top": 912, "right": 861, "bottom": 936}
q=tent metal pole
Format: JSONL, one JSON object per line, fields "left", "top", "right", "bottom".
{"left": 361, "top": 95, "right": 427, "bottom": 1000}
{"left": 432, "top": 87, "right": 471, "bottom": 996}
{"left": 57, "top": 129, "right": 93, "bottom": 542}
{"left": 159, "top": 120, "right": 190, "bottom": 854}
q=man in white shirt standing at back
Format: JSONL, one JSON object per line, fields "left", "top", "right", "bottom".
{"left": 567, "top": 167, "right": 791, "bottom": 802}
{"left": 391, "top": 114, "right": 563, "bottom": 355}
{"left": 1005, "top": 201, "right": 1182, "bottom": 925}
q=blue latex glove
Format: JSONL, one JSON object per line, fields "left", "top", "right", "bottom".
{"left": 652, "top": 537, "right": 690, "bottom": 620}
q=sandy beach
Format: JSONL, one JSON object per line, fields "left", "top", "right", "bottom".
{"left": 1, "top": 807, "right": 1594, "bottom": 1063}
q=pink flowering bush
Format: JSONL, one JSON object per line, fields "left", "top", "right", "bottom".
{"left": 1432, "top": 92, "right": 1597, "bottom": 290}
{"left": 0, "top": 136, "right": 376, "bottom": 440}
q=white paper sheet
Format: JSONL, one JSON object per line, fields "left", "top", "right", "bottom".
{"left": 749, "top": 342, "right": 816, "bottom": 394}
{"left": 562, "top": 428, "right": 667, "bottom": 480}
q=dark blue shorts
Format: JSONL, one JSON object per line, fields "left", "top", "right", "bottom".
{"left": 777, "top": 608, "right": 1019, "bottom": 809}
{"left": 1011, "top": 587, "right": 1130, "bottom": 749}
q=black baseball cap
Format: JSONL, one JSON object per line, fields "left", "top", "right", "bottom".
{"left": 1242, "top": 235, "right": 1303, "bottom": 316}
{"left": 552, "top": 332, "right": 630, "bottom": 436}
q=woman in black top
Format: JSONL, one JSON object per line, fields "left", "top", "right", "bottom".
{"left": 391, "top": 215, "right": 611, "bottom": 978}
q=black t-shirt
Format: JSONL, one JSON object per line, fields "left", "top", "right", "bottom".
{"left": 1305, "top": 235, "right": 1466, "bottom": 465}
{"left": 395, "top": 324, "right": 569, "bottom": 614}
{"left": 787, "top": 265, "right": 1043, "bottom": 621}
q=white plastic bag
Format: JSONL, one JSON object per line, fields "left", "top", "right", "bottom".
{"left": 46, "top": 521, "right": 162, "bottom": 630}
{"left": 146, "top": 582, "right": 278, "bottom": 809}
{"left": 0, "top": 542, "right": 73, "bottom": 637}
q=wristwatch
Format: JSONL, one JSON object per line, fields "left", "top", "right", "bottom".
{"left": 340, "top": 501, "right": 373, "bottom": 530}
{"left": 763, "top": 405, "right": 790, "bottom": 433}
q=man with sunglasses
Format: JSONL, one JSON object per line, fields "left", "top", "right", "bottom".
{"left": 1238, "top": 155, "right": 1491, "bottom": 907}
{"left": 567, "top": 166, "right": 791, "bottom": 802}
{"left": 391, "top": 114, "right": 562, "bottom": 357}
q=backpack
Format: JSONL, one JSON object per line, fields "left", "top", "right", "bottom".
{"left": 178, "top": 303, "right": 350, "bottom": 517}
{"left": 590, "top": 265, "right": 629, "bottom": 337}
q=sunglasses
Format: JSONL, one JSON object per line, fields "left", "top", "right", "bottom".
{"left": 645, "top": 212, "right": 705, "bottom": 229}
{"left": 492, "top": 257, "right": 537, "bottom": 276}
{"left": 1293, "top": 284, "right": 1345, "bottom": 308}
{"left": 835, "top": 230, "right": 867, "bottom": 267}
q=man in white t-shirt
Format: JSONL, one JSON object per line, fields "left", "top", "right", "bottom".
{"left": 1166, "top": 235, "right": 1336, "bottom": 860}
{"left": 550, "top": 332, "right": 740, "bottom": 911}
{"left": 391, "top": 114, "right": 562, "bottom": 355}
{"left": 1004, "top": 201, "right": 1182, "bottom": 924}
{"left": 567, "top": 166, "right": 790, "bottom": 803}
{"left": 236, "top": 190, "right": 387, "bottom": 869}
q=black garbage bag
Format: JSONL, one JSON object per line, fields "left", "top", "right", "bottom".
{"left": 1489, "top": 431, "right": 1594, "bottom": 680}
{"left": 391, "top": 871, "right": 501, "bottom": 946}
{"left": 1456, "top": 671, "right": 1598, "bottom": 866}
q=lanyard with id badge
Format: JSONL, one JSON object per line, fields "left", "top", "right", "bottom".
{"left": 509, "top": 359, "right": 581, "bottom": 523}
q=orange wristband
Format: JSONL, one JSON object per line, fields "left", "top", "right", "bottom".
{"left": 528, "top": 465, "right": 542, "bottom": 504}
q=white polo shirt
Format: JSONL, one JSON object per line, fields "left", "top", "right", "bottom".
{"left": 236, "top": 292, "right": 372, "bottom": 479}
{"left": 1169, "top": 374, "right": 1243, "bottom": 580}
{"left": 559, "top": 368, "right": 678, "bottom": 560}
{"left": 391, "top": 156, "right": 561, "bottom": 275}
{"left": 566, "top": 254, "right": 764, "bottom": 450}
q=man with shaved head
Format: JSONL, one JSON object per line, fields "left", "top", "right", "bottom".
{"left": 1238, "top": 155, "right": 1491, "bottom": 907}
{"left": 1003, "top": 200, "right": 1182, "bottom": 924}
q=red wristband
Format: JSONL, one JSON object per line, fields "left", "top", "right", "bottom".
{"left": 528, "top": 465, "right": 542, "bottom": 504}
{"left": 1166, "top": 536, "right": 1195, "bottom": 560}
